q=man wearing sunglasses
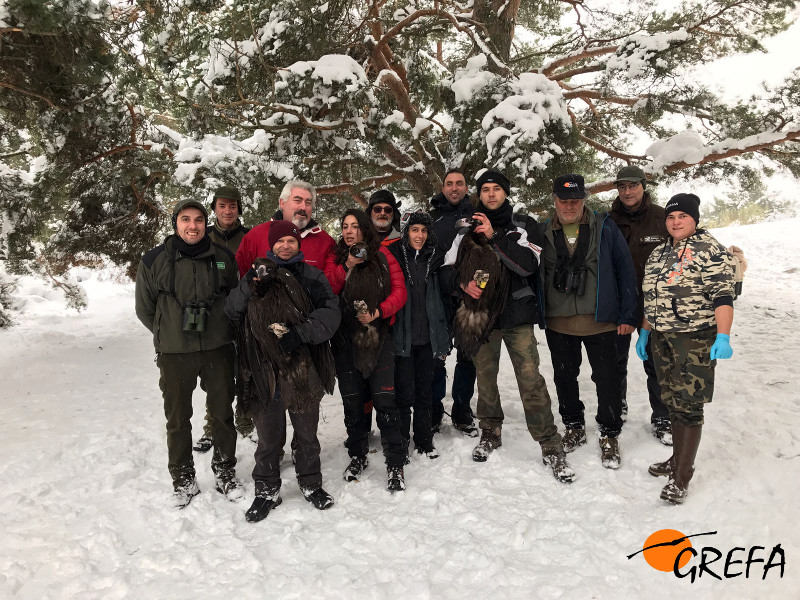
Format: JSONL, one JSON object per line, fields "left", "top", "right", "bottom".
{"left": 367, "top": 189, "right": 402, "bottom": 246}
{"left": 608, "top": 165, "right": 671, "bottom": 445}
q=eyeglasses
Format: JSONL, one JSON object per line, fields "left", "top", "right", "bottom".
{"left": 372, "top": 206, "right": 393, "bottom": 214}
{"left": 616, "top": 182, "right": 642, "bottom": 191}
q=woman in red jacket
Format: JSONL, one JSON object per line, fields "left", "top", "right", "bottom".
{"left": 324, "top": 209, "right": 408, "bottom": 491}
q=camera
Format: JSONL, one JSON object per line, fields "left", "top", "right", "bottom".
{"left": 553, "top": 267, "right": 587, "bottom": 296}
{"left": 182, "top": 302, "right": 210, "bottom": 332}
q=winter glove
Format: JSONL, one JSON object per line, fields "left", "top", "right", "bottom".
{"left": 710, "top": 333, "right": 733, "bottom": 360}
{"left": 635, "top": 329, "right": 650, "bottom": 361}
{"left": 278, "top": 327, "right": 302, "bottom": 354}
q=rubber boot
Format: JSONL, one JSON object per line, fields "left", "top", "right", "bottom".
{"left": 660, "top": 423, "right": 702, "bottom": 504}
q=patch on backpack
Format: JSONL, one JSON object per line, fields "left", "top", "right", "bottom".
{"left": 642, "top": 235, "right": 663, "bottom": 243}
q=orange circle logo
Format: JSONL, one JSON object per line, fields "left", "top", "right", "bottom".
{"left": 642, "top": 529, "right": 693, "bottom": 572}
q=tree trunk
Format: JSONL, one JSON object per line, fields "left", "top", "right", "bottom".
{"left": 473, "top": 0, "right": 520, "bottom": 63}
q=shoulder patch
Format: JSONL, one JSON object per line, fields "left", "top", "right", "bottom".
{"left": 141, "top": 244, "right": 166, "bottom": 269}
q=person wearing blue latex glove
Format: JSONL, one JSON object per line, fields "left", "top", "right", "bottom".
{"left": 710, "top": 333, "right": 733, "bottom": 360}
{"left": 635, "top": 328, "right": 650, "bottom": 360}
{"left": 640, "top": 193, "right": 737, "bottom": 506}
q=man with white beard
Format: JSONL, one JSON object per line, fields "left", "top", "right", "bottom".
{"left": 235, "top": 180, "right": 336, "bottom": 276}
{"left": 366, "top": 190, "right": 402, "bottom": 247}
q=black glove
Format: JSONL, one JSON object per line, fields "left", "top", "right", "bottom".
{"left": 244, "top": 268, "right": 257, "bottom": 283}
{"left": 278, "top": 328, "right": 302, "bottom": 354}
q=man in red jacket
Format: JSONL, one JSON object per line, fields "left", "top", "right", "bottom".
{"left": 235, "top": 180, "right": 335, "bottom": 276}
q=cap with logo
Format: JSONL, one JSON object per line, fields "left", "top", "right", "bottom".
{"left": 553, "top": 174, "right": 586, "bottom": 200}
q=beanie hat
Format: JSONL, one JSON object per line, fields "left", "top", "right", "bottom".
{"left": 614, "top": 165, "right": 647, "bottom": 188}
{"left": 172, "top": 199, "right": 208, "bottom": 229}
{"left": 476, "top": 170, "right": 511, "bottom": 196}
{"left": 268, "top": 220, "right": 301, "bottom": 250}
{"left": 553, "top": 174, "right": 586, "bottom": 199}
{"left": 367, "top": 189, "right": 402, "bottom": 228}
{"left": 211, "top": 185, "right": 243, "bottom": 213}
{"left": 400, "top": 211, "right": 437, "bottom": 247}
{"left": 665, "top": 193, "right": 701, "bottom": 225}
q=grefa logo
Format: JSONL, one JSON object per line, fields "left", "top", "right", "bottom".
{"left": 563, "top": 181, "right": 578, "bottom": 188}
{"left": 628, "top": 529, "right": 785, "bottom": 583}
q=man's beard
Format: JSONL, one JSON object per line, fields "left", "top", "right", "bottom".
{"left": 292, "top": 211, "right": 309, "bottom": 229}
{"left": 372, "top": 217, "right": 391, "bottom": 232}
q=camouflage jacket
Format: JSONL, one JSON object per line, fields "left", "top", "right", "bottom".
{"left": 642, "top": 230, "right": 735, "bottom": 332}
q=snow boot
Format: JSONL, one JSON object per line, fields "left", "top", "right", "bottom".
{"left": 652, "top": 419, "right": 673, "bottom": 446}
{"left": 542, "top": 449, "right": 575, "bottom": 484}
{"left": 562, "top": 427, "right": 587, "bottom": 453}
{"left": 215, "top": 473, "right": 245, "bottom": 502}
{"left": 472, "top": 427, "right": 502, "bottom": 462}
{"left": 453, "top": 419, "right": 479, "bottom": 438}
{"left": 387, "top": 466, "right": 405, "bottom": 492}
{"left": 245, "top": 487, "right": 282, "bottom": 523}
{"left": 416, "top": 446, "right": 440, "bottom": 460}
{"left": 192, "top": 435, "right": 213, "bottom": 453}
{"left": 301, "top": 486, "right": 334, "bottom": 510}
{"left": 343, "top": 455, "right": 368, "bottom": 482}
{"left": 172, "top": 479, "right": 200, "bottom": 509}
{"left": 660, "top": 423, "right": 702, "bottom": 505}
{"left": 648, "top": 455, "right": 674, "bottom": 477}
{"left": 599, "top": 436, "right": 621, "bottom": 469}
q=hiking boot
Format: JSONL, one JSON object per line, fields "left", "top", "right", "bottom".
{"left": 649, "top": 455, "right": 674, "bottom": 477}
{"left": 387, "top": 466, "right": 405, "bottom": 492}
{"left": 416, "top": 447, "right": 440, "bottom": 460}
{"left": 562, "top": 427, "right": 587, "bottom": 453}
{"left": 173, "top": 479, "right": 200, "bottom": 509}
{"left": 453, "top": 419, "right": 479, "bottom": 438}
{"left": 245, "top": 488, "right": 282, "bottom": 523}
{"left": 472, "top": 428, "right": 502, "bottom": 462}
{"left": 599, "top": 436, "right": 621, "bottom": 469}
{"left": 192, "top": 435, "right": 213, "bottom": 453}
{"left": 542, "top": 450, "right": 575, "bottom": 484}
{"left": 652, "top": 419, "right": 673, "bottom": 446}
{"left": 215, "top": 473, "right": 245, "bottom": 502}
{"left": 301, "top": 486, "right": 334, "bottom": 510}
{"left": 343, "top": 455, "right": 368, "bottom": 482}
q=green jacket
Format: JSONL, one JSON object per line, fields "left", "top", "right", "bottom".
{"left": 207, "top": 220, "right": 250, "bottom": 254}
{"left": 135, "top": 235, "right": 239, "bottom": 353}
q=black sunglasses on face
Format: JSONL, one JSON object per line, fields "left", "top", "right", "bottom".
{"left": 372, "top": 206, "right": 393, "bottom": 214}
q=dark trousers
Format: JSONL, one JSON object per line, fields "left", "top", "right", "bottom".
{"left": 545, "top": 329, "right": 623, "bottom": 438}
{"left": 251, "top": 389, "right": 321, "bottom": 493}
{"left": 336, "top": 336, "right": 405, "bottom": 467}
{"left": 432, "top": 348, "right": 476, "bottom": 426}
{"left": 615, "top": 333, "right": 669, "bottom": 423}
{"left": 395, "top": 344, "right": 436, "bottom": 452}
{"left": 158, "top": 344, "right": 236, "bottom": 488}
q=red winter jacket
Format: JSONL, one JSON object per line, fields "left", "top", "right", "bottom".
{"left": 324, "top": 245, "right": 407, "bottom": 325}
{"left": 235, "top": 216, "right": 336, "bottom": 277}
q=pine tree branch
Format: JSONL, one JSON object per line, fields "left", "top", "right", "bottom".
{"left": 316, "top": 173, "right": 406, "bottom": 199}
{"left": 0, "top": 81, "right": 60, "bottom": 109}
{"left": 540, "top": 46, "right": 617, "bottom": 77}
{"left": 567, "top": 108, "right": 647, "bottom": 162}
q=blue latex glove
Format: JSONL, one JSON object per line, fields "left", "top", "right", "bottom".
{"left": 635, "top": 329, "right": 650, "bottom": 361}
{"left": 710, "top": 333, "right": 733, "bottom": 360}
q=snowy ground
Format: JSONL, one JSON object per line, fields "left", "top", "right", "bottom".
{"left": 1, "top": 219, "right": 798, "bottom": 599}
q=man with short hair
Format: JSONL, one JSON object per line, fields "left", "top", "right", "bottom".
{"left": 235, "top": 180, "right": 336, "bottom": 276}
{"left": 225, "top": 220, "right": 341, "bottom": 522}
{"left": 193, "top": 185, "right": 254, "bottom": 453}
{"left": 429, "top": 168, "right": 478, "bottom": 436}
{"left": 541, "top": 174, "right": 637, "bottom": 469}
{"left": 608, "top": 166, "right": 671, "bottom": 445}
{"left": 135, "top": 199, "right": 241, "bottom": 508}
{"left": 366, "top": 190, "right": 402, "bottom": 246}
{"left": 440, "top": 170, "right": 574, "bottom": 483}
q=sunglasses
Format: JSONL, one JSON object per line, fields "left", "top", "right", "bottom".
{"left": 372, "top": 206, "right": 393, "bottom": 214}
{"left": 400, "top": 209, "right": 426, "bottom": 227}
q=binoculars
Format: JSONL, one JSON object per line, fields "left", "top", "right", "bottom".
{"left": 554, "top": 267, "right": 587, "bottom": 296}
{"left": 182, "top": 302, "right": 210, "bottom": 332}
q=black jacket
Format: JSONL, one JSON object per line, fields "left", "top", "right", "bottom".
{"left": 430, "top": 193, "right": 474, "bottom": 254}
{"left": 224, "top": 258, "right": 340, "bottom": 345}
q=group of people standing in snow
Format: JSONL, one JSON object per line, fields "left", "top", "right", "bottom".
{"left": 135, "top": 165, "right": 742, "bottom": 521}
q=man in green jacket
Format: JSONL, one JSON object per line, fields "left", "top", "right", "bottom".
{"left": 135, "top": 199, "right": 241, "bottom": 508}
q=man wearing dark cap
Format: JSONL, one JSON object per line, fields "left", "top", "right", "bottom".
{"left": 367, "top": 189, "right": 402, "bottom": 246}
{"left": 224, "top": 219, "right": 341, "bottom": 521}
{"left": 541, "top": 174, "right": 637, "bottom": 469}
{"left": 429, "top": 169, "right": 478, "bottom": 436}
{"left": 440, "top": 169, "right": 574, "bottom": 483}
{"left": 135, "top": 199, "right": 241, "bottom": 508}
{"left": 607, "top": 166, "right": 671, "bottom": 445}
{"left": 193, "top": 185, "right": 254, "bottom": 453}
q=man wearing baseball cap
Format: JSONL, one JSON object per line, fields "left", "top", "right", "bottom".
{"left": 541, "top": 174, "right": 637, "bottom": 469}
{"left": 607, "top": 166, "right": 671, "bottom": 445}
